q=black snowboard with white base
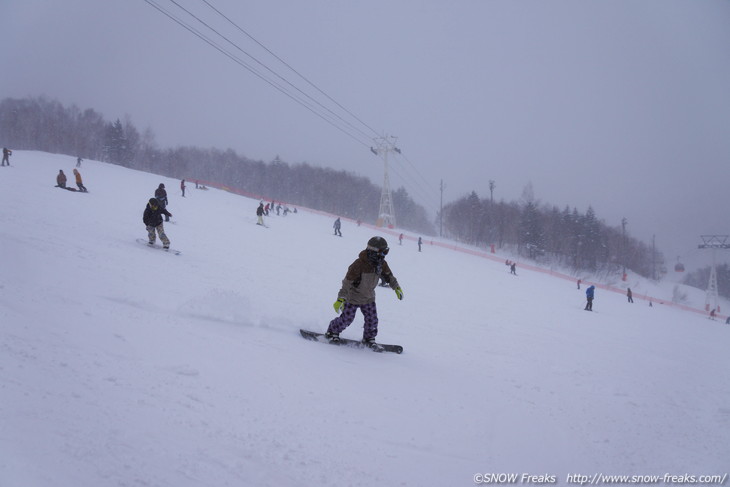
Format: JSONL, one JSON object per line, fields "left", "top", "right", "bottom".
{"left": 299, "top": 329, "right": 403, "bottom": 354}
{"left": 136, "top": 238, "right": 181, "bottom": 255}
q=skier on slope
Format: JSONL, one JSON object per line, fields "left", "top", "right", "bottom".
{"left": 333, "top": 217, "right": 342, "bottom": 236}
{"left": 143, "top": 197, "right": 172, "bottom": 249}
{"left": 585, "top": 285, "right": 595, "bottom": 311}
{"left": 256, "top": 202, "right": 265, "bottom": 225}
{"left": 2, "top": 147, "right": 11, "bottom": 166}
{"left": 325, "top": 236, "right": 404, "bottom": 349}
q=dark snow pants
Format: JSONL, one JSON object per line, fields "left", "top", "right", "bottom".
{"left": 327, "top": 301, "right": 379, "bottom": 340}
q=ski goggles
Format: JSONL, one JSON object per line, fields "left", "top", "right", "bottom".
{"left": 368, "top": 247, "right": 389, "bottom": 256}
{"left": 371, "top": 247, "right": 390, "bottom": 257}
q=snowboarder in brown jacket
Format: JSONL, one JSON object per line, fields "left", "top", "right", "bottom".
{"left": 325, "top": 236, "right": 404, "bottom": 348}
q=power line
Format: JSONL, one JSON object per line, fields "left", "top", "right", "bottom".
{"left": 144, "top": 0, "right": 372, "bottom": 148}
{"left": 199, "top": 0, "right": 382, "bottom": 139}
{"left": 167, "top": 0, "right": 376, "bottom": 143}
{"left": 145, "top": 0, "right": 441, "bottom": 217}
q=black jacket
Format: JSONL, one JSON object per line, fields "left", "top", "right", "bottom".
{"left": 143, "top": 201, "right": 172, "bottom": 227}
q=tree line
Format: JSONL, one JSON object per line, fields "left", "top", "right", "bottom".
{"left": 0, "top": 96, "right": 435, "bottom": 234}
{"left": 440, "top": 189, "right": 663, "bottom": 279}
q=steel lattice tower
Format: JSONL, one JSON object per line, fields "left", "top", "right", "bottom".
{"left": 370, "top": 135, "right": 400, "bottom": 228}
{"left": 698, "top": 235, "right": 730, "bottom": 313}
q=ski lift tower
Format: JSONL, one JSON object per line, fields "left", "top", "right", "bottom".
{"left": 698, "top": 235, "right": 730, "bottom": 313}
{"left": 370, "top": 135, "right": 400, "bottom": 228}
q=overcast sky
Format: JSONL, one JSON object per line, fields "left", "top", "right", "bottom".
{"left": 2, "top": 0, "right": 729, "bottom": 271}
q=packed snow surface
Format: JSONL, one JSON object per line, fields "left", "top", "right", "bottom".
{"left": 1, "top": 152, "right": 728, "bottom": 486}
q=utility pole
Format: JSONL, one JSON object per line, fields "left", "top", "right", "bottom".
{"left": 370, "top": 135, "right": 400, "bottom": 228}
{"left": 652, "top": 235, "right": 656, "bottom": 281}
{"left": 698, "top": 235, "right": 730, "bottom": 314}
{"left": 621, "top": 217, "right": 628, "bottom": 280}
{"left": 489, "top": 180, "right": 495, "bottom": 204}
{"left": 439, "top": 179, "right": 444, "bottom": 237}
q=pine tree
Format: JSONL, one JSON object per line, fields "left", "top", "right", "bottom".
{"left": 519, "top": 200, "right": 544, "bottom": 258}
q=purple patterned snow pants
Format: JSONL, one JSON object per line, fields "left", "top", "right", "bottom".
{"left": 327, "top": 301, "right": 379, "bottom": 340}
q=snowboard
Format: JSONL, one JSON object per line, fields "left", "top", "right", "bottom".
{"left": 299, "top": 329, "right": 403, "bottom": 354}
{"left": 136, "top": 238, "right": 181, "bottom": 255}
{"left": 55, "top": 185, "right": 88, "bottom": 193}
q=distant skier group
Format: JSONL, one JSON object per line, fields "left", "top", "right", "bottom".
{"left": 55, "top": 167, "right": 88, "bottom": 192}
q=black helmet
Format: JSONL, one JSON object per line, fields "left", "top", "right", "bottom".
{"left": 149, "top": 197, "right": 159, "bottom": 207}
{"left": 367, "top": 236, "right": 389, "bottom": 255}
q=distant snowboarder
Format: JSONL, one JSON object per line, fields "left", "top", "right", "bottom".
{"left": 143, "top": 197, "right": 172, "bottom": 249}
{"left": 154, "top": 183, "right": 170, "bottom": 222}
{"left": 73, "top": 168, "right": 87, "bottom": 192}
{"left": 256, "top": 202, "right": 265, "bottom": 226}
{"left": 56, "top": 169, "right": 67, "bottom": 188}
{"left": 2, "top": 147, "right": 11, "bottom": 166}
{"left": 585, "top": 285, "right": 595, "bottom": 311}
{"left": 325, "top": 236, "right": 404, "bottom": 349}
{"left": 333, "top": 217, "right": 342, "bottom": 237}
{"left": 180, "top": 179, "right": 186, "bottom": 197}
{"left": 627, "top": 288, "right": 634, "bottom": 303}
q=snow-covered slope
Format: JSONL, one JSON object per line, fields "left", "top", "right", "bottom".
{"left": 1, "top": 152, "right": 728, "bottom": 486}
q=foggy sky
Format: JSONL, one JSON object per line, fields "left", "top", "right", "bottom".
{"left": 2, "top": 0, "right": 729, "bottom": 272}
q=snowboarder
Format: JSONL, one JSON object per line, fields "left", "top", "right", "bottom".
{"left": 325, "top": 236, "right": 404, "bottom": 348}
{"left": 154, "top": 183, "right": 170, "bottom": 222}
{"left": 2, "top": 147, "right": 11, "bottom": 166}
{"left": 418, "top": 236, "right": 423, "bottom": 252}
{"left": 399, "top": 233, "right": 403, "bottom": 245}
{"left": 180, "top": 179, "right": 186, "bottom": 197}
{"left": 585, "top": 285, "right": 595, "bottom": 311}
{"left": 510, "top": 262, "right": 517, "bottom": 275}
{"left": 627, "top": 288, "right": 634, "bottom": 303}
{"left": 73, "top": 168, "right": 87, "bottom": 192}
{"left": 76, "top": 156, "right": 82, "bottom": 167}
{"left": 333, "top": 217, "right": 342, "bottom": 237}
{"left": 56, "top": 170, "right": 67, "bottom": 188}
{"left": 256, "top": 202, "right": 265, "bottom": 225}
{"left": 143, "top": 197, "right": 172, "bottom": 249}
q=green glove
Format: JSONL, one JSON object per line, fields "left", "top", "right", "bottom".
{"left": 394, "top": 287, "right": 404, "bottom": 300}
{"left": 333, "top": 298, "right": 345, "bottom": 313}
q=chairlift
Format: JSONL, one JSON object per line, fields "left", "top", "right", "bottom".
{"left": 674, "top": 257, "right": 685, "bottom": 272}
